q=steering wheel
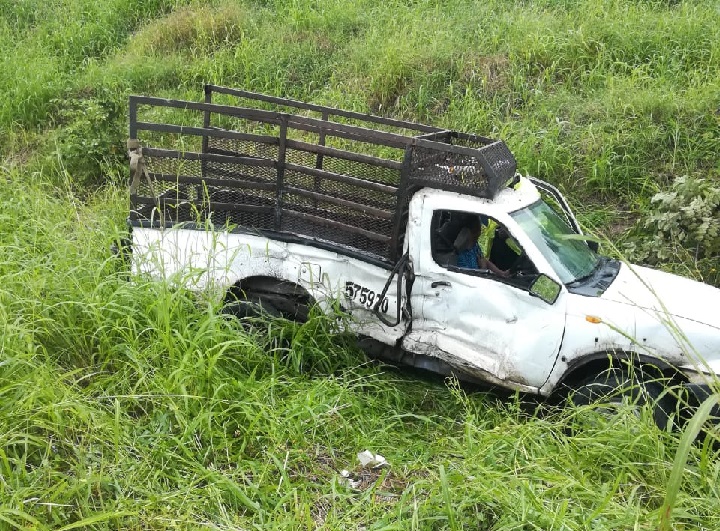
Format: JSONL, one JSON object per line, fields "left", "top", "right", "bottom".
{"left": 508, "top": 253, "right": 536, "bottom": 277}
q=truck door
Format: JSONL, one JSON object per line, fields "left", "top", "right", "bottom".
{"left": 402, "top": 198, "right": 567, "bottom": 391}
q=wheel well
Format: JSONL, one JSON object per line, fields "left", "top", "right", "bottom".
{"left": 555, "top": 352, "right": 686, "bottom": 396}
{"left": 225, "top": 276, "right": 312, "bottom": 302}
{"left": 224, "top": 276, "right": 316, "bottom": 321}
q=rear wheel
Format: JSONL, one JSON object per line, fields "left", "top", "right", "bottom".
{"left": 223, "top": 278, "right": 312, "bottom": 323}
{"left": 567, "top": 367, "right": 675, "bottom": 430}
{"left": 222, "top": 294, "right": 283, "bottom": 320}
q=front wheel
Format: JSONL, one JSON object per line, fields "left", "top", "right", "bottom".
{"left": 566, "top": 368, "right": 675, "bottom": 430}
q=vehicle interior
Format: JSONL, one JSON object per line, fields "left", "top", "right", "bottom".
{"left": 430, "top": 210, "right": 538, "bottom": 289}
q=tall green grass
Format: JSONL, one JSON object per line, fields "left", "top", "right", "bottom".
{"left": 1, "top": 0, "right": 720, "bottom": 528}
{"left": 1, "top": 166, "right": 720, "bottom": 528}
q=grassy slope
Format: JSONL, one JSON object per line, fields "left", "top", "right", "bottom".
{"left": 1, "top": 0, "right": 719, "bottom": 528}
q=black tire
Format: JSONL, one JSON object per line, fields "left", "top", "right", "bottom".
{"left": 222, "top": 295, "right": 283, "bottom": 320}
{"left": 223, "top": 279, "right": 312, "bottom": 323}
{"left": 567, "top": 368, "right": 675, "bottom": 430}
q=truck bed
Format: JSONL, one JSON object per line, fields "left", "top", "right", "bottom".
{"left": 128, "top": 85, "right": 517, "bottom": 265}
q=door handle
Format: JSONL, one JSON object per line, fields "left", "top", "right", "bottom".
{"left": 431, "top": 281, "right": 451, "bottom": 288}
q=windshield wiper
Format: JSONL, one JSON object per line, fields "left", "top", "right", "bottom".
{"left": 567, "top": 256, "right": 605, "bottom": 286}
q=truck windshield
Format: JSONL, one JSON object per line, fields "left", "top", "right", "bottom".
{"left": 510, "top": 200, "right": 599, "bottom": 284}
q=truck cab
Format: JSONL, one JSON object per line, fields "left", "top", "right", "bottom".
{"left": 402, "top": 182, "right": 570, "bottom": 392}
{"left": 393, "top": 179, "right": 720, "bottom": 401}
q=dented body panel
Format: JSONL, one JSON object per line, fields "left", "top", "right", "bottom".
{"left": 402, "top": 188, "right": 566, "bottom": 391}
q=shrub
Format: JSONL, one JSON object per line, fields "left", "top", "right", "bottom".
{"left": 49, "top": 87, "right": 126, "bottom": 188}
{"left": 627, "top": 175, "right": 720, "bottom": 286}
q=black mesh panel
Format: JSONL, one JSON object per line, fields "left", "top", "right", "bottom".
{"left": 407, "top": 140, "right": 515, "bottom": 199}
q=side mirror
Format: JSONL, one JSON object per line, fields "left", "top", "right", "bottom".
{"left": 529, "top": 273, "right": 561, "bottom": 304}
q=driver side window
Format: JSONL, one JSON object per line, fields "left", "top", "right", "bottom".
{"left": 430, "top": 210, "right": 538, "bottom": 289}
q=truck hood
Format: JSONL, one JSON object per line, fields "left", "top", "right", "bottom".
{"left": 601, "top": 263, "right": 720, "bottom": 330}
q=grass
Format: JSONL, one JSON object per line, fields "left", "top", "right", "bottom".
{"left": 1, "top": 168, "right": 719, "bottom": 530}
{"left": 1, "top": 0, "right": 720, "bottom": 528}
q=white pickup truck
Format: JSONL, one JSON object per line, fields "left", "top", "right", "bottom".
{"left": 127, "top": 85, "right": 720, "bottom": 423}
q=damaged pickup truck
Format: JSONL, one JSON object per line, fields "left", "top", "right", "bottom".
{"left": 127, "top": 85, "right": 720, "bottom": 425}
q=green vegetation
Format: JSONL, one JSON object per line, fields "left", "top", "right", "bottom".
{"left": 1, "top": 0, "right": 719, "bottom": 528}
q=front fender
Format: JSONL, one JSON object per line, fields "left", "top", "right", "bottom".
{"left": 540, "top": 298, "right": 638, "bottom": 394}
{"left": 541, "top": 296, "right": 720, "bottom": 395}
